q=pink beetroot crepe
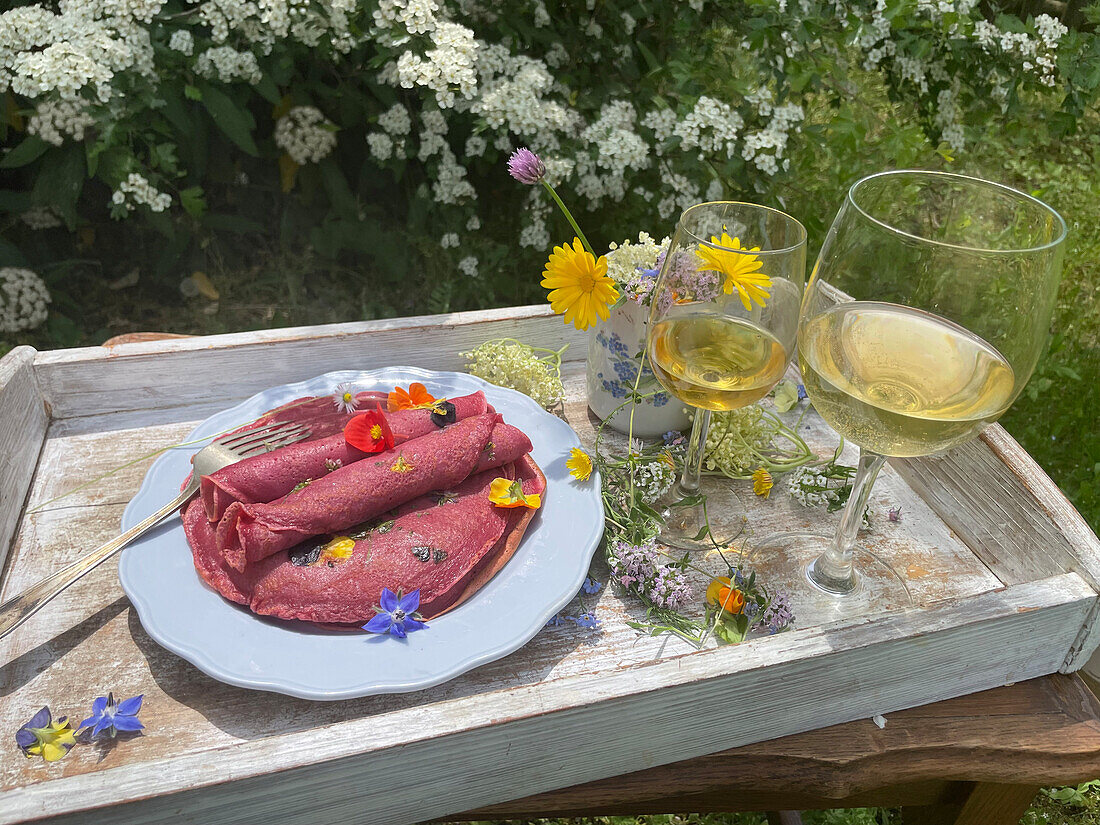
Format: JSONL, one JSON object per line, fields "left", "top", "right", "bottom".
{"left": 186, "top": 455, "right": 545, "bottom": 623}
{"left": 201, "top": 391, "right": 489, "bottom": 521}
{"left": 218, "top": 413, "right": 532, "bottom": 571}
{"left": 248, "top": 457, "right": 545, "bottom": 622}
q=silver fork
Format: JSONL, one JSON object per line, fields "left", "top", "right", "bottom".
{"left": 0, "top": 420, "right": 311, "bottom": 640}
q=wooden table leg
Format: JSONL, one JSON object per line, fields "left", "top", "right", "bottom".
{"left": 903, "top": 782, "right": 1039, "bottom": 825}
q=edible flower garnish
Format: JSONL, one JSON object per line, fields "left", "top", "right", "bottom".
{"left": 541, "top": 238, "right": 619, "bottom": 331}
{"left": 430, "top": 400, "right": 457, "bottom": 427}
{"left": 390, "top": 455, "right": 415, "bottom": 473}
{"left": 16, "top": 707, "right": 76, "bottom": 762}
{"left": 333, "top": 382, "right": 358, "bottom": 414}
{"left": 696, "top": 229, "right": 771, "bottom": 310}
{"left": 363, "top": 588, "right": 428, "bottom": 638}
{"left": 705, "top": 576, "right": 745, "bottom": 614}
{"left": 566, "top": 447, "right": 593, "bottom": 481}
{"left": 79, "top": 693, "right": 144, "bottom": 739}
{"left": 388, "top": 383, "right": 439, "bottom": 412}
{"left": 344, "top": 410, "right": 394, "bottom": 454}
{"left": 320, "top": 537, "right": 355, "bottom": 566}
{"left": 752, "top": 467, "right": 774, "bottom": 499}
{"left": 489, "top": 477, "right": 541, "bottom": 509}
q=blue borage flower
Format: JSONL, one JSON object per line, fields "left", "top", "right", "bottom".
{"left": 79, "top": 693, "right": 144, "bottom": 739}
{"left": 569, "top": 612, "right": 601, "bottom": 631}
{"left": 581, "top": 577, "right": 602, "bottom": 594}
{"left": 363, "top": 588, "right": 428, "bottom": 638}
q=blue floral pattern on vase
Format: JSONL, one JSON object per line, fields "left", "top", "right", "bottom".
{"left": 595, "top": 330, "right": 671, "bottom": 406}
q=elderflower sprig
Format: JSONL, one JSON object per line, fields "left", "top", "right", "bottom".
{"left": 699, "top": 405, "right": 814, "bottom": 479}
{"left": 462, "top": 338, "right": 567, "bottom": 408}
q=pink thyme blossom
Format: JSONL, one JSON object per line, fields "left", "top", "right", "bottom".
{"left": 507, "top": 147, "right": 546, "bottom": 184}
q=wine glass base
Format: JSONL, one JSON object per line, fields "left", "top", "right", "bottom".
{"left": 657, "top": 483, "right": 746, "bottom": 551}
{"left": 750, "top": 531, "right": 914, "bottom": 613}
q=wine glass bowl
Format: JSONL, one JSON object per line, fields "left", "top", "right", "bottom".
{"left": 646, "top": 202, "right": 807, "bottom": 549}
{"left": 797, "top": 170, "right": 1066, "bottom": 595}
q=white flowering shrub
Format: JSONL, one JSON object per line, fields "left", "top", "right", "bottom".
{"left": 0, "top": 267, "right": 50, "bottom": 332}
{"left": 0, "top": 0, "right": 1096, "bottom": 320}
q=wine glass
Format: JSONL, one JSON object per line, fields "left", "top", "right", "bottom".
{"left": 646, "top": 202, "right": 807, "bottom": 549}
{"left": 793, "top": 170, "right": 1066, "bottom": 596}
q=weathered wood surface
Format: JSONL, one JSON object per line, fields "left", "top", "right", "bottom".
{"left": 0, "top": 305, "right": 1097, "bottom": 824}
{"left": 454, "top": 673, "right": 1100, "bottom": 818}
{"left": 0, "top": 347, "right": 47, "bottom": 577}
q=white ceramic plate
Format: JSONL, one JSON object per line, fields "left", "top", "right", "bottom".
{"left": 118, "top": 367, "right": 603, "bottom": 700}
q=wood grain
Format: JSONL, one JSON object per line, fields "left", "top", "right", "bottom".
{"left": 0, "top": 347, "right": 47, "bottom": 577}
{"left": 33, "top": 305, "right": 589, "bottom": 420}
{"left": 455, "top": 673, "right": 1100, "bottom": 819}
{"left": 0, "top": 309, "right": 1097, "bottom": 825}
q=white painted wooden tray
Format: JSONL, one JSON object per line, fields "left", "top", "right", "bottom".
{"left": 1, "top": 304, "right": 1098, "bottom": 825}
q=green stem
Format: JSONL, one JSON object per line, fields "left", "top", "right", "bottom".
{"left": 541, "top": 180, "right": 596, "bottom": 258}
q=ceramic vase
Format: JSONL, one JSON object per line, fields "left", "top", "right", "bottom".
{"left": 585, "top": 299, "right": 691, "bottom": 437}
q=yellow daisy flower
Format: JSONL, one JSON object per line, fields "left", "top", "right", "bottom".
{"left": 566, "top": 447, "right": 593, "bottom": 481}
{"left": 488, "top": 477, "right": 542, "bottom": 509}
{"left": 540, "top": 237, "right": 620, "bottom": 331}
{"left": 696, "top": 230, "right": 772, "bottom": 311}
{"left": 752, "top": 467, "right": 774, "bottom": 499}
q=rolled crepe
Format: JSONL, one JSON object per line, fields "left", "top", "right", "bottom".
{"left": 201, "top": 391, "right": 489, "bottom": 521}
{"left": 219, "top": 413, "right": 532, "bottom": 571}
{"left": 248, "top": 458, "right": 545, "bottom": 623}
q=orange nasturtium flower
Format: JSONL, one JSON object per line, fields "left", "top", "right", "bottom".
{"left": 488, "top": 477, "right": 542, "bottom": 509}
{"left": 705, "top": 576, "right": 745, "bottom": 614}
{"left": 344, "top": 410, "right": 394, "bottom": 454}
{"left": 388, "top": 382, "right": 440, "bottom": 412}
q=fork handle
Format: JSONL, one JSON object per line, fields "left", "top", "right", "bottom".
{"left": 0, "top": 485, "right": 197, "bottom": 641}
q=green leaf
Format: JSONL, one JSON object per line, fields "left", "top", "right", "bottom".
{"left": 179, "top": 186, "right": 207, "bottom": 219}
{"left": 0, "top": 136, "right": 49, "bottom": 169}
{"left": 319, "top": 157, "right": 357, "bottom": 216}
{"left": 46, "top": 313, "right": 81, "bottom": 347}
{"left": 184, "top": 85, "right": 203, "bottom": 101}
{"left": 0, "top": 237, "right": 30, "bottom": 267}
{"left": 255, "top": 73, "right": 281, "bottom": 105}
{"left": 0, "top": 190, "right": 32, "bottom": 213}
{"left": 199, "top": 84, "right": 259, "bottom": 156}
{"left": 31, "top": 144, "right": 85, "bottom": 226}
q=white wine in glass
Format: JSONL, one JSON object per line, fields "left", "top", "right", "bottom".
{"left": 785, "top": 170, "right": 1066, "bottom": 598}
{"left": 646, "top": 202, "right": 806, "bottom": 550}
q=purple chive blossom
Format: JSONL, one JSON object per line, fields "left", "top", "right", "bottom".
{"left": 760, "top": 591, "right": 794, "bottom": 634}
{"left": 608, "top": 539, "right": 693, "bottom": 609}
{"left": 79, "top": 693, "right": 144, "bottom": 739}
{"left": 507, "top": 147, "right": 546, "bottom": 184}
{"left": 581, "top": 577, "right": 602, "bottom": 595}
{"left": 363, "top": 588, "right": 428, "bottom": 638}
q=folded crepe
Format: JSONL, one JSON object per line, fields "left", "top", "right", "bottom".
{"left": 201, "top": 390, "right": 489, "bottom": 521}
{"left": 218, "top": 413, "right": 532, "bottom": 571}
{"left": 247, "top": 457, "right": 545, "bottom": 622}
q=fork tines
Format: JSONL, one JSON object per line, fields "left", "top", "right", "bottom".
{"left": 217, "top": 421, "right": 311, "bottom": 455}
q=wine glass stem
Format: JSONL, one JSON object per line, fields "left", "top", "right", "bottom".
{"left": 810, "top": 448, "right": 886, "bottom": 594}
{"left": 677, "top": 409, "right": 711, "bottom": 496}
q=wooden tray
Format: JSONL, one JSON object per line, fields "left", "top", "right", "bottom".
{"left": 1, "top": 304, "right": 1098, "bottom": 825}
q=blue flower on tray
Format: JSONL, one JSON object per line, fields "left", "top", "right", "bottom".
{"left": 80, "top": 693, "right": 144, "bottom": 739}
{"left": 363, "top": 588, "right": 428, "bottom": 638}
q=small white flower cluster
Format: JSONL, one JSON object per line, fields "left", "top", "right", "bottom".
{"left": 274, "top": 106, "right": 337, "bottom": 164}
{"left": 27, "top": 97, "right": 95, "bottom": 146}
{"left": 0, "top": 267, "right": 50, "bottom": 333}
{"left": 463, "top": 339, "right": 564, "bottom": 408}
{"left": 111, "top": 172, "right": 172, "bottom": 214}
{"left": 378, "top": 102, "right": 412, "bottom": 136}
{"left": 432, "top": 146, "right": 476, "bottom": 204}
{"left": 859, "top": 0, "right": 895, "bottom": 70}
{"left": 21, "top": 206, "right": 62, "bottom": 229}
{"left": 632, "top": 460, "right": 675, "bottom": 506}
{"left": 439, "top": 232, "right": 460, "bottom": 249}
{"left": 975, "top": 14, "right": 1066, "bottom": 86}
{"left": 741, "top": 101, "right": 802, "bottom": 175}
{"left": 674, "top": 96, "right": 744, "bottom": 159}
{"left": 168, "top": 28, "right": 194, "bottom": 55}
{"left": 395, "top": 21, "right": 479, "bottom": 108}
{"left": 580, "top": 100, "right": 650, "bottom": 181}
{"left": 366, "top": 132, "right": 394, "bottom": 161}
{"left": 786, "top": 465, "right": 834, "bottom": 508}
{"left": 374, "top": 0, "right": 439, "bottom": 36}
{"left": 194, "top": 45, "right": 262, "bottom": 85}
{"left": 604, "top": 231, "right": 668, "bottom": 303}
{"left": 457, "top": 255, "right": 478, "bottom": 277}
